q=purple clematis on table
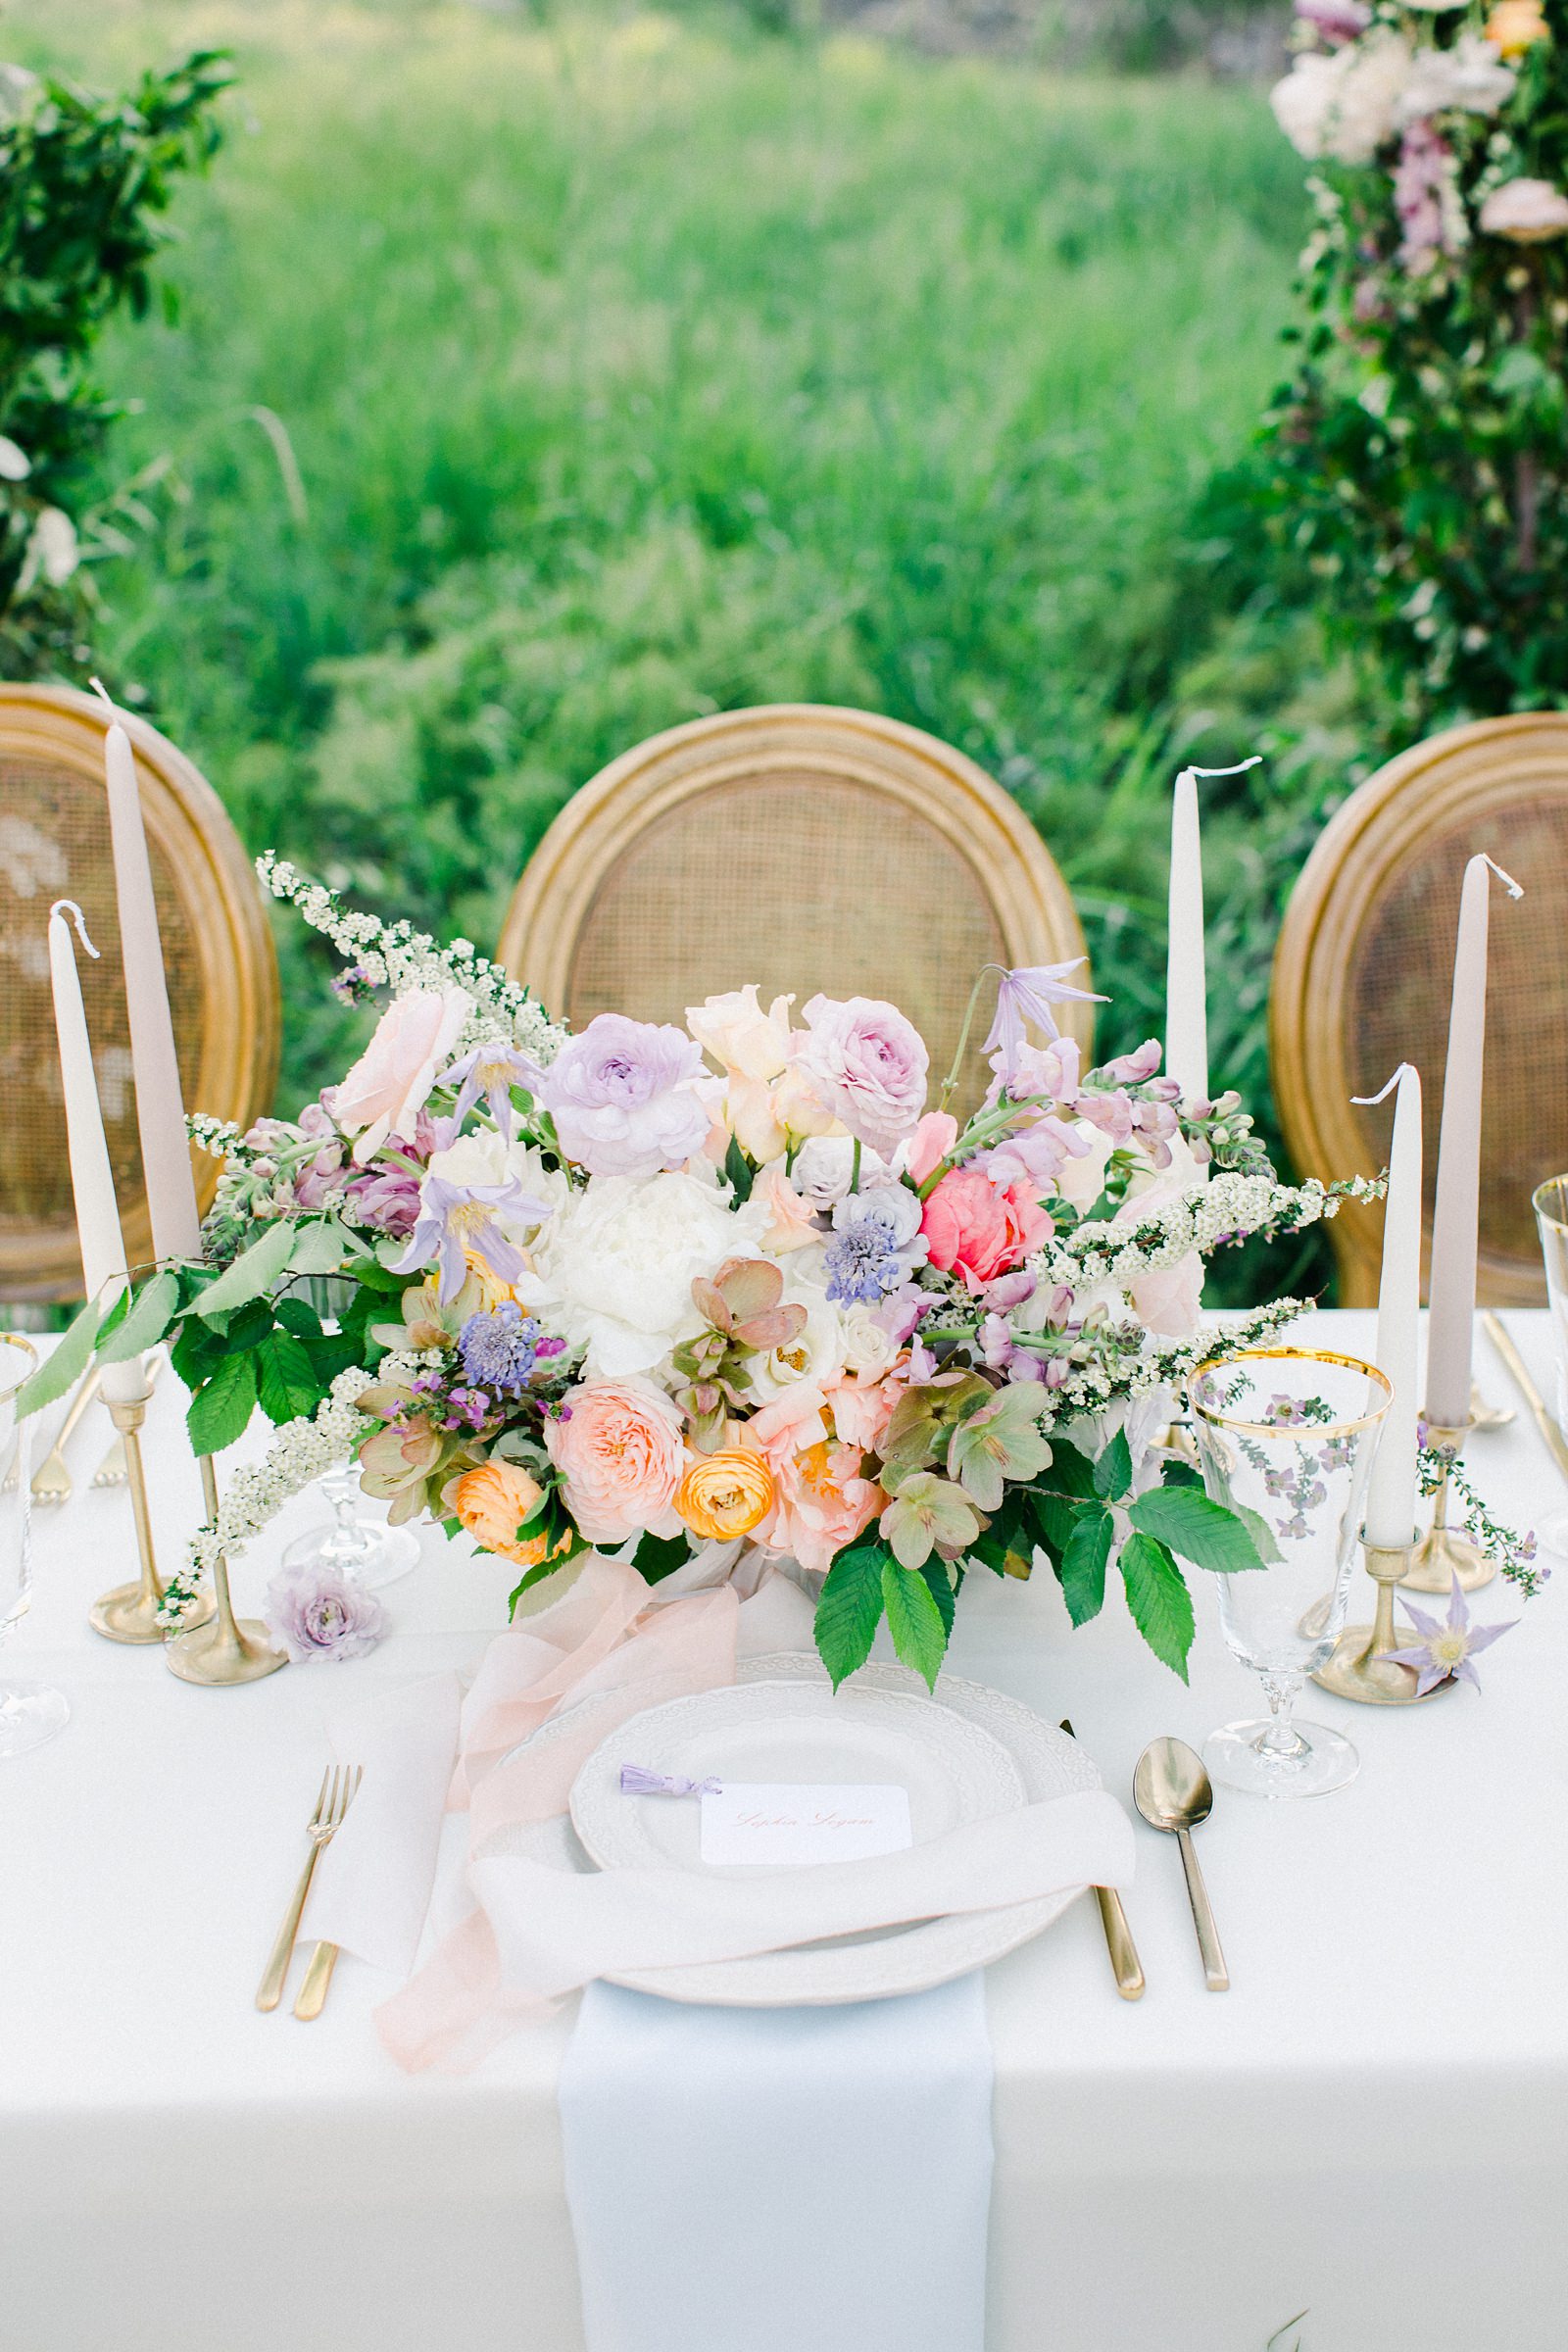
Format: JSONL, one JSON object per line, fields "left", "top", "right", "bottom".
{"left": 1386, "top": 1573, "right": 1517, "bottom": 1696}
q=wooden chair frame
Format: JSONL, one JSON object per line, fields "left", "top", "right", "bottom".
{"left": 1271, "top": 711, "right": 1568, "bottom": 1308}
{"left": 0, "top": 684, "right": 280, "bottom": 1299}
{"left": 497, "top": 703, "right": 1093, "bottom": 1063}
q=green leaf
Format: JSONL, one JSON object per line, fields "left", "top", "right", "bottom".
{"left": 194, "top": 1219, "right": 298, "bottom": 1319}
{"left": 1118, "top": 1531, "right": 1196, "bottom": 1682}
{"left": 186, "top": 1349, "right": 258, "bottom": 1456}
{"left": 15, "top": 1296, "right": 99, "bottom": 1420}
{"left": 1057, "top": 1505, "right": 1112, "bottom": 1626}
{"left": 1032, "top": 1486, "right": 1091, "bottom": 1563}
{"left": 632, "top": 1529, "right": 693, "bottom": 1584}
{"left": 917, "top": 1557, "right": 956, "bottom": 1640}
{"left": 287, "top": 1216, "right": 368, "bottom": 1276}
{"left": 1093, "top": 1428, "right": 1132, "bottom": 1500}
{"left": 273, "top": 1296, "right": 324, "bottom": 1340}
{"left": 1043, "top": 1439, "right": 1098, "bottom": 1499}
{"left": 256, "top": 1330, "right": 323, "bottom": 1426}
{"left": 880, "top": 1559, "right": 949, "bottom": 1692}
{"left": 95, "top": 1268, "right": 179, "bottom": 1364}
{"left": 813, "top": 1542, "right": 888, "bottom": 1690}
{"left": 723, "top": 1133, "right": 755, "bottom": 1204}
{"left": 1128, "top": 1483, "right": 1268, "bottom": 1574}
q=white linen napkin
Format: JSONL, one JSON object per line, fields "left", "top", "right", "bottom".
{"left": 472, "top": 1788, "right": 1131, "bottom": 2004}
{"left": 307, "top": 1672, "right": 462, "bottom": 1974}
{"left": 560, "top": 1973, "right": 994, "bottom": 2352}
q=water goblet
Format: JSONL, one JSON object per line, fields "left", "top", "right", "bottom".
{"left": 1531, "top": 1177, "right": 1568, "bottom": 1557}
{"left": 0, "top": 1335, "right": 70, "bottom": 1757}
{"left": 1186, "top": 1347, "right": 1391, "bottom": 1799}
{"left": 280, "top": 1460, "right": 420, "bottom": 1591}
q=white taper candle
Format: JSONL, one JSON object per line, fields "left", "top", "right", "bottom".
{"left": 1359, "top": 1062, "right": 1422, "bottom": 1550}
{"left": 1163, "top": 757, "right": 1261, "bottom": 1107}
{"left": 99, "top": 699, "right": 203, "bottom": 1263}
{"left": 47, "top": 902, "right": 150, "bottom": 1407}
{"left": 1424, "top": 854, "right": 1523, "bottom": 1432}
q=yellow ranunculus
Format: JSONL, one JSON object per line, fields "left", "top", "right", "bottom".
{"left": 674, "top": 1447, "right": 776, "bottom": 1542}
{"left": 1485, "top": 0, "right": 1548, "bottom": 57}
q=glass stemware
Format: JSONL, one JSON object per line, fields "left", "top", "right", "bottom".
{"left": 0, "top": 1335, "right": 70, "bottom": 1758}
{"left": 1186, "top": 1347, "right": 1391, "bottom": 1799}
{"left": 1532, "top": 1177, "right": 1568, "bottom": 1557}
{"left": 280, "top": 1460, "right": 420, "bottom": 1591}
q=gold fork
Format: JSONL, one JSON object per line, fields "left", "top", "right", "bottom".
{"left": 90, "top": 1351, "right": 165, "bottom": 1488}
{"left": 27, "top": 1368, "right": 106, "bottom": 1506}
{"left": 257, "top": 1765, "right": 361, "bottom": 2012}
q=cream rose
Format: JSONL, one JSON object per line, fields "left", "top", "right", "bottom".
{"left": 686, "top": 986, "right": 794, "bottom": 1081}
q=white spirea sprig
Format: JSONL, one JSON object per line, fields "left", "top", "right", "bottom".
{"left": 157, "top": 1353, "right": 421, "bottom": 1626}
{"left": 256, "top": 854, "right": 568, "bottom": 1063}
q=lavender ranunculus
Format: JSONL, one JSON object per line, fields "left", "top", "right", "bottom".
{"left": 793, "top": 995, "right": 929, "bottom": 1155}
{"left": 535, "top": 1014, "right": 710, "bottom": 1179}
{"left": 265, "top": 1561, "right": 385, "bottom": 1664}
{"left": 822, "top": 1181, "right": 929, "bottom": 1307}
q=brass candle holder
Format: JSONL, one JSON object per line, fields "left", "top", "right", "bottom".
{"left": 164, "top": 1454, "right": 287, "bottom": 1687}
{"left": 1312, "top": 1532, "right": 1448, "bottom": 1707}
{"left": 1403, "top": 1417, "right": 1496, "bottom": 1594}
{"left": 90, "top": 1394, "right": 212, "bottom": 1643}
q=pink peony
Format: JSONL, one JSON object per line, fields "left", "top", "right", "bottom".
{"left": 536, "top": 1015, "right": 710, "bottom": 1180}
{"left": 792, "top": 995, "right": 929, "bottom": 1155}
{"left": 920, "top": 1167, "right": 1054, "bottom": 1295}
{"left": 750, "top": 1388, "right": 883, "bottom": 1573}
{"left": 333, "top": 987, "right": 474, "bottom": 1164}
{"left": 545, "top": 1376, "right": 686, "bottom": 1546}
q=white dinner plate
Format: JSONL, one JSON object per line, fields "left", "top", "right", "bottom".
{"left": 489, "top": 1653, "right": 1101, "bottom": 2006}
{"left": 570, "top": 1678, "right": 1025, "bottom": 1875}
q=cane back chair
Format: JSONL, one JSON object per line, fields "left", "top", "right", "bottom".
{"left": 497, "top": 705, "right": 1093, "bottom": 1112}
{"left": 1271, "top": 712, "right": 1568, "bottom": 1308}
{"left": 0, "top": 685, "right": 280, "bottom": 1301}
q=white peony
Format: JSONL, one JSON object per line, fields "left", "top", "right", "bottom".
{"left": 1396, "top": 32, "right": 1515, "bottom": 123}
{"left": 517, "top": 1169, "right": 767, "bottom": 1381}
{"left": 1271, "top": 30, "right": 1412, "bottom": 164}
{"left": 745, "top": 1278, "right": 845, "bottom": 1403}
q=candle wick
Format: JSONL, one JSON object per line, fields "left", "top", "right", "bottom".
{"left": 1352, "top": 1063, "right": 1415, "bottom": 1106}
{"left": 1178, "top": 756, "right": 1264, "bottom": 785}
{"left": 51, "top": 899, "right": 101, "bottom": 958}
{"left": 1481, "top": 855, "right": 1524, "bottom": 900}
{"left": 86, "top": 675, "right": 118, "bottom": 712}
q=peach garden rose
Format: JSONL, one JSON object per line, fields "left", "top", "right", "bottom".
{"left": 545, "top": 1376, "right": 686, "bottom": 1546}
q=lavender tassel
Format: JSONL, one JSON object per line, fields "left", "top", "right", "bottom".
{"left": 619, "top": 1763, "right": 724, "bottom": 1798}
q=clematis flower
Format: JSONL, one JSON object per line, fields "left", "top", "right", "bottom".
{"left": 395, "top": 1147, "right": 555, "bottom": 1303}
{"left": 438, "top": 1043, "right": 545, "bottom": 1142}
{"left": 1385, "top": 1573, "right": 1516, "bottom": 1695}
{"left": 982, "top": 961, "right": 1106, "bottom": 1083}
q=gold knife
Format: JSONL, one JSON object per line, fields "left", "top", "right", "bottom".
{"left": 1481, "top": 1311, "right": 1568, "bottom": 1482}
{"left": 1060, "top": 1719, "right": 1145, "bottom": 2001}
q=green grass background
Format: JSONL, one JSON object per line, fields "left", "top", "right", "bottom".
{"left": 12, "top": 0, "right": 1368, "bottom": 1293}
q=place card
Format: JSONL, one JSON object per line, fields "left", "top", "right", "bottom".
{"left": 699, "top": 1782, "right": 912, "bottom": 1867}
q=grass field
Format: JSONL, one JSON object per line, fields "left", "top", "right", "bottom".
{"left": 13, "top": 0, "right": 1353, "bottom": 1291}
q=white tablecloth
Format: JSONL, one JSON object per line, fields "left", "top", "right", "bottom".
{"left": 4, "top": 1308, "right": 1565, "bottom": 2352}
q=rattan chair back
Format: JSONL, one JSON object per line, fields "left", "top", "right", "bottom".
{"left": 0, "top": 685, "right": 279, "bottom": 1301}
{"left": 1271, "top": 713, "right": 1568, "bottom": 1307}
{"left": 497, "top": 705, "right": 1092, "bottom": 1115}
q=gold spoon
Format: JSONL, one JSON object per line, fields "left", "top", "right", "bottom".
{"left": 1133, "top": 1738, "right": 1229, "bottom": 1991}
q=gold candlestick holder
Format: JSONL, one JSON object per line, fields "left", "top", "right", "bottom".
{"left": 1312, "top": 1533, "right": 1448, "bottom": 1707}
{"left": 90, "top": 1395, "right": 213, "bottom": 1643}
{"left": 164, "top": 1455, "right": 287, "bottom": 1686}
{"left": 1403, "top": 1417, "right": 1496, "bottom": 1594}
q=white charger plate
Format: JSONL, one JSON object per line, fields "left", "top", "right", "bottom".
{"left": 490, "top": 1653, "right": 1101, "bottom": 2006}
{"left": 571, "top": 1679, "right": 1025, "bottom": 1875}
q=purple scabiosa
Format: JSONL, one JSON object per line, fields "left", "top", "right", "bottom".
{"left": 458, "top": 1301, "right": 544, "bottom": 1396}
{"left": 822, "top": 1182, "right": 929, "bottom": 1307}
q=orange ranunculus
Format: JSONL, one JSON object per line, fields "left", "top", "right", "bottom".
{"left": 451, "top": 1460, "right": 559, "bottom": 1568}
{"left": 675, "top": 1447, "right": 776, "bottom": 1542}
{"left": 1485, "top": 0, "right": 1548, "bottom": 57}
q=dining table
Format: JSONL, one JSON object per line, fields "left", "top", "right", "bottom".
{"left": 4, "top": 1303, "right": 1565, "bottom": 2352}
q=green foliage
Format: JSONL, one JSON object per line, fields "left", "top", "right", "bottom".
{"left": 0, "top": 45, "right": 229, "bottom": 673}
{"left": 1263, "top": 7, "right": 1568, "bottom": 719}
{"left": 814, "top": 1541, "right": 890, "bottom": 1689}
{"left": 1117, "top": 1526, "right": 1196, "bottom": 1679}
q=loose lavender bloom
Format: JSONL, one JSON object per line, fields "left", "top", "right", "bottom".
{"left": 266, "top": 1561, "right": 385, "bottom": 1664}
{"left": 439, "top": 1043, "right": 546, "bottom": 1143}
{"left": 459, "top": 1301, "right": 543, "bottom": 1395}
{"left": 983, "top": 961, "right": 1106, "bottom": 1081}
{"left": 823, "top": 1182, "right": 929, "bottom": 1307}
{"left": 1387, "top": 1574, "right": 1517, "bottom": 1696}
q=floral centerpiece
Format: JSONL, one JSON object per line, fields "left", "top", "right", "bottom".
{"left": 30, "top": 858, "right": 1383, "bottom": 1690}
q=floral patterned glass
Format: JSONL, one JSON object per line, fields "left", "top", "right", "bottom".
{"left": 0, "top": 1336, "right": 70, "bottom": 1757}
{"left": 1532, "top": 1178, "right": 1568, "bottom": 1558}
{"left": 1187, "top": 1348, "right": 1391, "bottom": 1799}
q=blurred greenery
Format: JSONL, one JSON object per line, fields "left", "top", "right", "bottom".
{"left": 7, "top": 0, "right": 1378, "bottom": 1300}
